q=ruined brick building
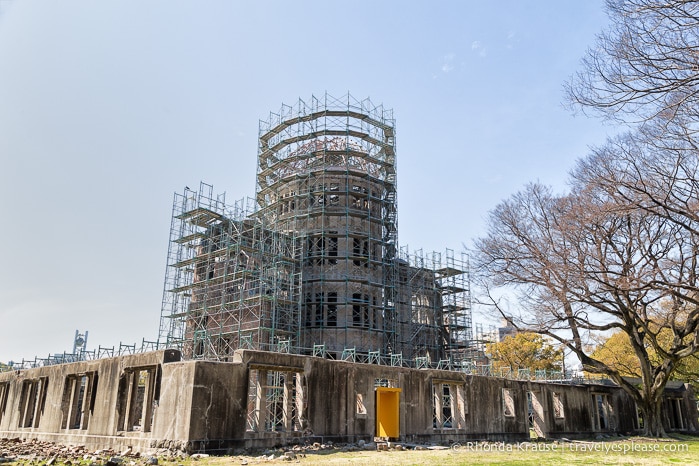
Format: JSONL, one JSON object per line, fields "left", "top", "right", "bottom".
{"left": 158, "top": 93, "right": 472, "bottom": 366}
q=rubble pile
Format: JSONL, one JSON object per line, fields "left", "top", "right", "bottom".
{"left": 230, "top": 440, "right": 441, "bottom": 463}
{"left": 0, "top": 439, "right": 161, "bottom": 465}
{"left": 0, "top": 438, "right": 434, "bottom": 464}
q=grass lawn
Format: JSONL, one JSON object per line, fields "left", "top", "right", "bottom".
{"left": 4, "top": 436, "right": 698, "bottom": 465}
{"left": 185, "top": 436, "right": 699, "bottom": 466}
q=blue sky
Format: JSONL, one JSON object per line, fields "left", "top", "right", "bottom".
{"left": 0, "top": 1, "right": 613, "bottom": 363}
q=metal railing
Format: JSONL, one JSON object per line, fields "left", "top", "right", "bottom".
{"left": 1, "top": 340, "right": 613, "bottom": 386}
{"left": 1, "top": 339, "right": 164, "bottom": 371}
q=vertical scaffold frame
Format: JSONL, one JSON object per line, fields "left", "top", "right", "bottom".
{"left": 158, "top": 93, "right": 473, "bottom": 366}
{"left": 158, "top": 182, "right": 302, "bottom": 359}
{"left": 255, "top": 92, "right": 398, "bottom": 358}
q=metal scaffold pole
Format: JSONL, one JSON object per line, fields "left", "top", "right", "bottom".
{"left": 158, "top": 93, "right": 474, "bottom": 366}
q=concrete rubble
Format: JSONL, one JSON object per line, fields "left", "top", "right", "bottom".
{"left": 0, "top": 438, "right": 165, "bottom": 465}
{"left": 0, "top": 437, "right": 453, "bottom": 464}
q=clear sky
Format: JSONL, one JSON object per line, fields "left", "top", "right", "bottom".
{"left": 0, "top": 0, "right": 614, "bottom": 364}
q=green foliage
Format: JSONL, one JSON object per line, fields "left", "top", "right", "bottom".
{"left": 486, "top": 332, "right": 563, "bottom": 373}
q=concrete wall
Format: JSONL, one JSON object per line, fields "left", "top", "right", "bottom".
{"left": 186, "top": 361, "right": 247, "bottom": 450}
{"left": 0, "top": 350, "right": 183, "bottom": 452}
{"left": 230, "top": 350, "right": 698, "bottom": 449}
{"left": 1, "top": 349, "right": 697, "bottom": 453}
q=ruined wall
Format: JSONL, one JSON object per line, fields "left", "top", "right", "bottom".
{"left": 394, "top": 262, "right": 444, "bottom": 362}
{"left": 255, "top": 96, "right": 398, "bottom": 357}
{"left": 0, "top": 350, "right": 184, "bottom": 452}
{"left": 151, "top": 358, "right": 196, "bottom": 448}
{"left": 186, "top": 361, "right": 247, "bottom": 449}
{"left": 231, "top": 350, "right": 698, "bottom": 449}
{"left": 1, "top": 349, "right": 696, "bottom": 453}
{"left": 662, "top": 381, "right": 699, "bottom": 433}
{"left": 264, "top": 165, "right": 392, "bottom": 356}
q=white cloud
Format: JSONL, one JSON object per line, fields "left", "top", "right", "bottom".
{"left": 471, "top": 41, "right": 487, "bottom": 57}
{"left": 506, "top": 31, "right": 517, "bottom": 50}
{"left": 441, "top": 53, "right": 456, "bottom": 73}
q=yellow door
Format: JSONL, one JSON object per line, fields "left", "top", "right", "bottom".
{"left": 376, "top": 387, "right": 401, "bottom": 438}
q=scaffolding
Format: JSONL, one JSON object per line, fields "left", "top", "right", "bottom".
{"left": 158, "top": 182, "right": 301, "bottom": 359}
{"left": 395, "top": 247, "right": 473, "bottom": 365}
{"left": 157, "top": 93, "right": 474, "bottom": 365}
{"left": 255, "top": 92, "right": 398, "bottom": 358}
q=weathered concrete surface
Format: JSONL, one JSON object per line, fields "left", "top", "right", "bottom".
{"left": 0, "top": 350, "right": 181, "bottom": 452}
{"left": 186, "top": 361, "right": 247, "bottom": 450}
{"left": 150, "top": 359, "right": 195, "bottom": 450}
{"left": 229, "top": 350, "right": 698, "bottom": 449}
{"left": 1, "top": 349, "right": 696, "bottom": 453}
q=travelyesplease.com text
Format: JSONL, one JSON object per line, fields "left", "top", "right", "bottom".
{"left": 452, "top": 441, "right": 689, "bottom": 455}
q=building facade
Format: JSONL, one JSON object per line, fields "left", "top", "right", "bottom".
{"left": 0, "top": 350, "right": 696, "bottom": 453}
{"left": 158, "top": 94, "right": 472, "bottom": 365}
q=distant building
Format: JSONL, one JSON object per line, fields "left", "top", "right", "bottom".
{"left": 498, "top": 318, "right": 517, "bottom": 342}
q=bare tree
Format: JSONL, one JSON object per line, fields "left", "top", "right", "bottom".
{"left": 573, "top": 129, "right": 699, "bottom": 233}
{"left": 566, "top": 0, "right": 699, "bottom": 130}
{"left": 473, "top": 170, "right": 699, "bottom": 436}
{"left": 475, "top": 0, "right": 699, "bottom": 437}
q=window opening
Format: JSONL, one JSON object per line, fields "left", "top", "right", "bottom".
{"left": 0, "top": 382, "right": 8, "bottom": 423}
{"left": 356, "top": 393, "right": 367, "bottom": 415}
{"left": 327, "top": 292, "right": 337, "bottom": 327}
{"left": 432, "top": 382, "right": 466, "bottom": 429}
{"left": 591, "top": 394, "right": 609, "bottom": 431}
{"left": 328, "top": 234, "right": 338, "bottom": 264}
{"left": 351, "top": 294, "right": 369, "bottom": 327}
{"left": 352, "top": 293, "right": 362, "bottom": 326}
{"left": 315, "top": 292, "right": 324, "bottom": 326}
{"left": 61, "top": 372, "right": 98, "bottom": 430}
{"left": 116, "top": 366, "right": 160, "bottom": 432}
{"left": 246, "top": 369, "right": 304, "bottom": 433}
{"left": 552, "top": 392, "right": 564, "bottom": 419}
{"left": 634, "top": 401, "right": 644, "bottom": 430}
{"left": 18, "top": 377, "right": 49, "bottom": 428}
{"left": 503, "top": 388, "right": 515, "bottom": 417}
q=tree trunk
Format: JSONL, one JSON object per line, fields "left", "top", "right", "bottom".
{"left": 640, "top": 396, "right": 667, "bottom": 437}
